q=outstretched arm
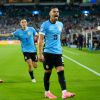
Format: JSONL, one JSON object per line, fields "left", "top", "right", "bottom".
{"left": 0, "top": 33, "right": 13, "bottom": 37}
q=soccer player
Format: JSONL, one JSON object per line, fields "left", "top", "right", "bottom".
{"left": 0, "top": 19, "right": 38, "bottom": 83}
{"left": 38, "top": 7, "right": 75, "bottom": 99}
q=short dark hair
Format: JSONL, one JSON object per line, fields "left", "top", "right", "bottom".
{"left": 50, "top": 7, "right": 58, "bottom": 11}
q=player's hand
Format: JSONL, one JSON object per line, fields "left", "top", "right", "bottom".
{"left": 38, "top": 53, "right": 44, "bottom": 62}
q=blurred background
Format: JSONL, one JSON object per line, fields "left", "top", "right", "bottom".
{"left": 0, "top": 0, "right": 100, "bottom": 50}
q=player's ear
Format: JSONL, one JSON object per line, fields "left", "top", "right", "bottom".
{"left": 49, "top": 12, "right": 50, "bottom": 16}
{"left": 49, "top": 11, "right": 51, "bottom": 16}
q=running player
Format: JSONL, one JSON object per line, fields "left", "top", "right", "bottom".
{"left": 0, "top": 19, "right": 38, "bottom": 83}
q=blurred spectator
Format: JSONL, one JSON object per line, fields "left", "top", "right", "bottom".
{"left": 77, "top": 34, "right": 83, "bottom": 50}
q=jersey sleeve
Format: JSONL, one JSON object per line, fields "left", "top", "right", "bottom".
{"left": 39, "top": 22, "right": 46, "bottom": 35}
{"left": 32, "top": 27, "right": 37, "bottom": 36}
{"left": 12, "top": 30, "right": 19, "bottom": 38}
{"left": 61, "top": 22, "right": 64, "bottom": 30}
{"left": 61, "top": 22, "right": 64, "bottom": 33}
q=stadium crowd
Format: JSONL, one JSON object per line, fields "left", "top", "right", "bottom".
{"left": 0, "top": 5, "right": 100, "bottom": 49}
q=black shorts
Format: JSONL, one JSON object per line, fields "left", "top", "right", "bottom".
{"left": 43, "top": 53, "right": 64, "bottom": 70}
{"left": 23, "top": 52, "right": 37, "bottom": 62}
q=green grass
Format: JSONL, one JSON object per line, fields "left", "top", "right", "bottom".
{"left": 0, "top": 45, "right": 100, "bottom": 100}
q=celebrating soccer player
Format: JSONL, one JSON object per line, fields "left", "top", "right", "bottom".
{"left": 0, "top": 19, "right": 38, "bottom": 83}
{"left": 38, "top": 7, "right": 75, "bottom": 99}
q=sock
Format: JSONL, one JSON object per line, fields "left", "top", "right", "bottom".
{"left": 62, "top": 90, "right": 67, "bottom": 94}
{"left": 44, "top": 72, "right": 51, "bottom": 91}
{"left": 45, "top": 90, "right": 50, "bottom": 94}
{"left": 57, "top": 71, "right": 66, "bottom": 90}
{"left": 29, "top": 71, "right": 34, "bottom": 79}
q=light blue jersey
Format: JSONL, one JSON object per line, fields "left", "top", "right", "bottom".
{"left": 39, "top": 20, "right": 63, "bottom": 54}
{"left": 13, "top": 27, "right": 37, "bottom": 52}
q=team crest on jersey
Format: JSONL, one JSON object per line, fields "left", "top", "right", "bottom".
{"left": 58, "top": 26, "right": 62, "bottom": 31}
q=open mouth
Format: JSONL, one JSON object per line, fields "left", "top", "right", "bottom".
{"left": 54, "top": 15, "right": 59, "bottom": 18}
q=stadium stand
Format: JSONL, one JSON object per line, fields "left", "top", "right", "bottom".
{"left": 0, "top": 4, "right": 100, "bottom": 49}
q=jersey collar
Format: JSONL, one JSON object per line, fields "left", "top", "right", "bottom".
{"left": 21, "top": 27, "right": 28, "bottom": 31}
{"left": 49, "top": 19, "right": 56, "bottom": 24}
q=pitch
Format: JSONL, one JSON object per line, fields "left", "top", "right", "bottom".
{"left": 0, "top": 45, "right": 100, "bottom": 100}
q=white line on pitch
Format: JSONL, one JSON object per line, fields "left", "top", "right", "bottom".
{"left": 63, "top": 55, "right": 100, "bottom": 77}
{"left": 63, "top": 49, "right": 79, "bottom": 56}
